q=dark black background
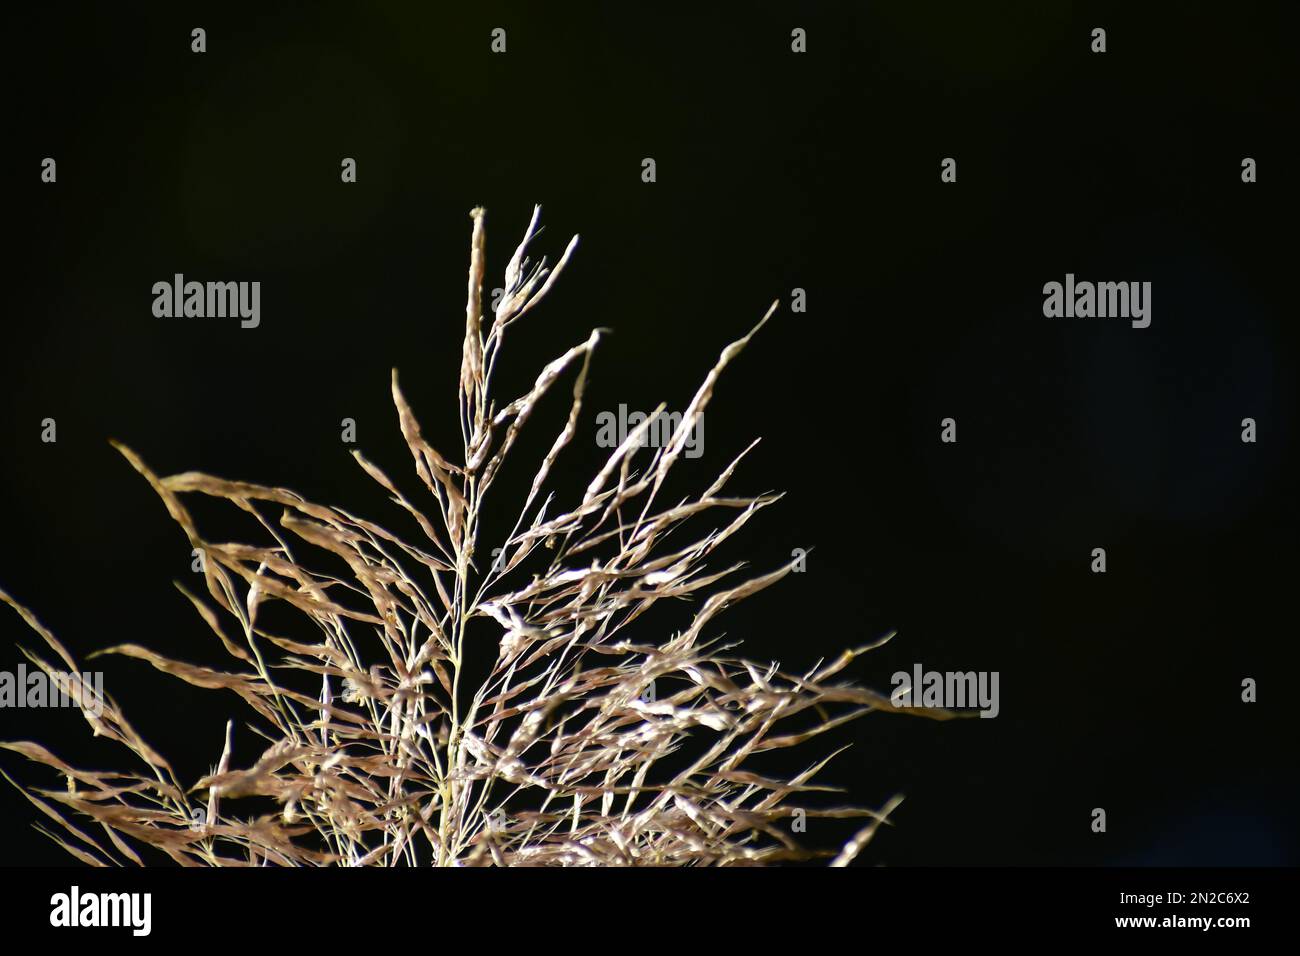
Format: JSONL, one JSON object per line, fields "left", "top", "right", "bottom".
{"left": 3, "top": 2, "right": 1296, "bottom": 867}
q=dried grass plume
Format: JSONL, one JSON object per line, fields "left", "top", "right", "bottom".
{"left": 1, "top": 207, "right": 945, "bottom": 866}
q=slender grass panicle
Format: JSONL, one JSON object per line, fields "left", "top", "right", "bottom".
{"left": 1, "top": 208, "right": 944, "bottom": 866}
